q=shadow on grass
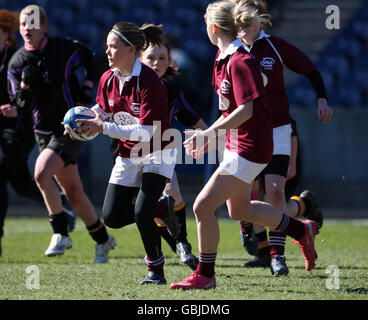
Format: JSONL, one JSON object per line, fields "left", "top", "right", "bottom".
{"left": 217, "top": 273, "right": 274, "bottom": 278}
{"left": 344, "top": 287, "right": 368, "bottom": 295}
{"left": 218, "top": 256, "right": 300, "bottom": 262}
{"left": 292, "top": 265, "right": 368, "bottom": 272}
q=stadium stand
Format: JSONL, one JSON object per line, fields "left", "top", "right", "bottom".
{"left": 286, "top": 0, "right": 368, "bottom": 109}
{"left": 3, "top": 0, "right": 368, "bottom": 111}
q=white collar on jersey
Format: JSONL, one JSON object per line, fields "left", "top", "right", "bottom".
{"left": 254, "top": 29, "right": 271, "bottom": 42}
{"left": 113, "top": 58, "right": 142, "bottom": 93}
{"left": 242, "top": 30, "right": 271, "bottom": 49}
{"left": 216, "top": 38, "right": 243, "bottom": 61}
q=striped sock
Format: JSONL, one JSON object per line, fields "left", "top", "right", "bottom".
{"left": 196, "top": 252, "right": 217, "bottom": 278}
{"left": 276, "top": 213, "right": 305, "bottom": 240}
{"left": 174, "top": 201, "right": 185, "bottom": 212}
{"left": 269, "top": 231, "right": 286, "bottom": 258}
{"left": 290, "top": 196, "right": 306, "bottom": 216}
{"left": 145, "top": 254, "right": 165, "bottom": 274}
{"left": 87, "top": 220, "right": 109, "bottom": 244}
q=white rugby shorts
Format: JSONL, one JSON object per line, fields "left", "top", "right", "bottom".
{"left": 109, "top": 149, "right": 177, "bottom": 187}
{"left": 219, "top": 148, "right": 268, "bottom": 184}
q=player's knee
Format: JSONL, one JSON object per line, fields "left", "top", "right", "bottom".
{"left": 34, "top": 170, "right": 49, "bottom": 188}
{"left": 265, "top": 186, "right": 284, "bottom": 206}
{"left": 193, "top": 199, "right": 211, "bottom": 220}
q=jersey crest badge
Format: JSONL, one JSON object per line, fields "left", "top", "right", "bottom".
{"left": 220, "top": 80, "right": 231, "bottom": 95}
{"left": 260, "top": 57, "right": 275, "bottom": 70}
{"left": 130, "top": 102, "right": 141, "bottom": 114}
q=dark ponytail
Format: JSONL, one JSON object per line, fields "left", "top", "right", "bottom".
{"left": 161, "top": 42, "right": 180, "bottom": 80}
{"left": 139, "top": 23, "right": 165, "bottom": 49}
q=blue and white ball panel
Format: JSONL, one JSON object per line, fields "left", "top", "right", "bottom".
{"left": 63, "top": 106, "right": 99, "bottom": 141}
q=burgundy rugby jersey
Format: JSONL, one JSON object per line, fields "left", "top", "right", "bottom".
{"left": 245, "top": 31, "right": 316, "bottom": 128}
{"left": 96, "top": 59, "right": 173, "bottom": 158}
{"left": 213, "top": 39, "right": 273, "bottom": 164}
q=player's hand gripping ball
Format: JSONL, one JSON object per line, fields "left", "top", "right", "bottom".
{"left": 63, "top": 106, "right": 99, "bottom": 141}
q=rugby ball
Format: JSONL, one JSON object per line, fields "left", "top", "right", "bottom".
{"left": 63, "top": 106, "right": 98, "bottom": 141}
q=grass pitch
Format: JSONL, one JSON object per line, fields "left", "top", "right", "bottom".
{"left": 0, "top": 217, "right": 367, "bottom": 300}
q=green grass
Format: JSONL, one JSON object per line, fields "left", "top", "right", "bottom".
{"left": 0, "top": 217, "right": 367, "bottom": 300}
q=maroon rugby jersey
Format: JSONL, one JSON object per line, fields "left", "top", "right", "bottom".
{"left": 245, "top": 31, "right": 316, "bottom": 128}
{"left": 213, "top": 39, "right": 273, "bottom": 164}
{"left": 96, "top": 59, "right": 172, "bottom": 158}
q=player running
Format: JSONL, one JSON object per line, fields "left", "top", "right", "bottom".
{"left": 72, "top": 22, "right": 179, "bottom": 285}
{"left": 8, "top": 5, "right": 115, "bottom": 263}
{"left": 139, "top": 37, "right": 208, "bottom": 270}
{"left": 170, "top": 0, "right": 319, "bottom": 290}
{"left": 230, "top": 0, "right": 332, "bottom": 275}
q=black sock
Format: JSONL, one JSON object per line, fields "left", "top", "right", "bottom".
{"left": 87, "top": 220, "right": 109, "bottom": 244}
{"left": 175, "top": 204, "right": 188, "bottom": 243}
{"left": 49, "top": 212, "right": 68, "bottom": 236}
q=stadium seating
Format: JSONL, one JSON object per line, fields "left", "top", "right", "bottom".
{"left": 288, "top": 0, "right": 368, "bottom": 109}
{"left": 7, "top": 0, "right": 368, "bottom": 109}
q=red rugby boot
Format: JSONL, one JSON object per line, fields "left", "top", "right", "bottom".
{"left": 170, "top": 272, "right": 216, "bottom": 290}
{"left": 292, "top": 220, "right": 319, "bottom": 271}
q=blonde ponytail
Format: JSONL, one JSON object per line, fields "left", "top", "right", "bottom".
{"left": 205, "top": 0, "right": 237, "bottom": 36}
{"left": 232, "top": 0, "right": 272, "bottom": 28}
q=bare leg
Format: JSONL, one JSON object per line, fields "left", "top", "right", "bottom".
{"left": 34, "top": 149, "right": 64, "bottom": 215}
{"left": 193, "top": 167, "right": 284, "bottom": 254}
{"left": 34, "top": 148, "right": 97, "bottom": 226}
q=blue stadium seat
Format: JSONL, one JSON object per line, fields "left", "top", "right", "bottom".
{"left": 173, "top": 7, "right": 201, "bottom": 28}
{"left": 73, "top": 22, "right": 102, "bottom": 48}
{"left": 351, "top": 21, "right": 368, "bottom": 42}
{"left": 302, "top": 89, "right": 317, "bottom": 108}
{"left": 337, "top": 85, "right": 362, "bottom": 108}
{"left": 362, "top": 89, "right": 368, "bottom": 107}
{"left": 47, "top": 24, "right": 62, "bottom": 37}
{"left": 52, "top": 0, "right": 91, "bottom": 12}
{"left": 182, "top": 39, "right": 214, "bottom": 62}
{"left": 49, "top": 7, "right": 76, "bottom": 31}
{"left": 164, "top": 24, "right": 186, "bottom": 41}
{"left": 325, "top": 88, "right": 341, "bottom": 108}
{"left": 183, "top": 0, "right": 205, "bottom": 11}
{"left": 353, "top": 67, "right": 368, "bottom": 90}
{"left": 287, "top": 88, "right": 308, "bottom": 108}
{"left": 323, "top": 54, "right": 351, "bottom": 78}
{"left": 89, "top": 7, "right": 116, "bottom": 28}
{"left": 318, "top": 69, "right": 335, "bottom": 92}
{"left": 336, "top": 37, "right": 362, "bottom": 61}
{"left": 132, "top": 7, "right": 159, "bottom": 25}
{"left": 353, "top": 2, "right": 368, "bottom": 20}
